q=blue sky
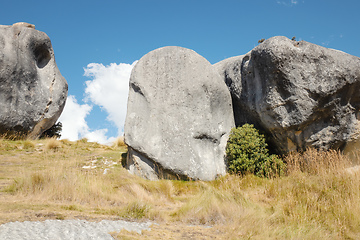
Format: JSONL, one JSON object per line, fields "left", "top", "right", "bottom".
{"left": 1, "top": 0, "right": 359, "bottom": 143}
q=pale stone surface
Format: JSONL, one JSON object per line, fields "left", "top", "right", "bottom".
{"left": 0, "top": 23, "right": 68, "bottom": 138}
{"left": 0, "top": 219, "right": 152, "bottom": 240}
{"left": 125, "top": 46, "right": 234, "bottom": 180}
{"left": 215, "top": 36, "right": 360, "bottom": 153}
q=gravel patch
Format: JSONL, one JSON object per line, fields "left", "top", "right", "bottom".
{"left": 0, "top": 219, "right": 152, "bottom": 240}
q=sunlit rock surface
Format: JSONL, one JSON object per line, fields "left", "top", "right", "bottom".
{"left": 125, "top": 46, "right": 234, "bottom": 180}
{"left": 215, "top": 36, "right": 360, "bottom": 153}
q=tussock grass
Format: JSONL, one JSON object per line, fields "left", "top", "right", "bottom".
{"left": 44, "top": 138, "right": 61, "bottom": 150}
{"left": 22, "top": 140, "right": 35, "bottom": 150}
{"left": 0, "top": 132, "right": 27, "bottom": 140}
{"left": 113, "top": 136, "right": 126, "bottom": 148}
{"left": 1, "top": 138, "right": 360, "bottom": 239}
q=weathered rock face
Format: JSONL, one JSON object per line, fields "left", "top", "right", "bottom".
{"left": 124, "top": 46, "right": 234, "bottom": 181}
{"left": 215, "top": 36, "right": 360, "bottom": 153}
{"left": 0, "top": 23, "right": 68, "bottom": 138}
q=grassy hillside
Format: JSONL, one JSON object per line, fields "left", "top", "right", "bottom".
{"left": 0, "top": 138, "right": 360, "bottom": 239}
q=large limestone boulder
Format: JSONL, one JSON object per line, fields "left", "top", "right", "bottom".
{"left": 0, "top": 23, "right": 68, "bottom": 138}
{"left": 124, "top": 46, "right": 234, "bottom": 181}
{"left": 215, "top": 36, "right": 360, "bottom": 153}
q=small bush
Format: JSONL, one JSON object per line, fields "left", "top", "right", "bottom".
{"left": 226, "top": 124, "right": 285, "bottom": 178}
{"left": 40, "top": 122, "right": 62, "bottom": 139}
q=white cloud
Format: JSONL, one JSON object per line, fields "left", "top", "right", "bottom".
{"left": 58, "top": 95, "right": 92, "bottom": 141}
{"left": 84, "top": 129, "right": 116, "bottom": 145}
{"left": 58, "top": 95, "right": 113, "bottom": 144}
{"left": 83, "top": 61, "right": 137, "bottom": 136}
{"left": 58, "top": 61, "right": 137, "bottom": 145}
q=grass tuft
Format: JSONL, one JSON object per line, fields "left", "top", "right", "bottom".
{"left": 113, "top": 136, "right": 126, "bottom": 148}
{"left": 44, "top": 138, "right": 61, "bottom": 150}
{"left": 121, "top": 201, "right": 151, "bottom": 219}
{"left": 285, "top": 147, "right": 352, "bottom": 175}
{"left": 22, "top": 140, "right": 35, "bottom": 150}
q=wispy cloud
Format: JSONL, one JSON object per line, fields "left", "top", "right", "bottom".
{"left": 321, "top": 34, "right": 344, "bottom": 47}
{"left": 277, "top": 0, "right": 301, "bottom": 6}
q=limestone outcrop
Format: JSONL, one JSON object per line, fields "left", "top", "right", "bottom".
{"left": 0, "top": 22, "right": 68, "bottom": 138}
{"left": 215, "top": 36, "right": 360, "bottom": 153}
{"left": 124, "top": 46, "right": 234, "bottom": 181}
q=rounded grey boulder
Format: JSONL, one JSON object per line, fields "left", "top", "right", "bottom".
{"left": 124, "top": 46, "right": 234, "bottom": 181}
{"left": 216, "top": 36, "right": 360, "bottom": 153}
{"left": 0, "top": 23, "right": 68, "bottom": 138}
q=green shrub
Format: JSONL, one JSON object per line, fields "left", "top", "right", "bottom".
{"left": 226, "top": 124, "right": 285, "bottom": 178}
{"left": 40, "top": 122, "right": 62, "bottom": 139}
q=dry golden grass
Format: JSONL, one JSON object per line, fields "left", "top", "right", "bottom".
{"left": 1, "top": 138, "right": 360, "bottom": 239}
{"left": 44, "top": 138, "right": 61, "bottom": 150}
{"left": 22, "top": 140, "right": 35, "bottom": 149}
{"left": 111, "top": 223, "right": 226, "bottom": 239}
{"left": 113, "top": 136, "right": 127, "bottom": 148}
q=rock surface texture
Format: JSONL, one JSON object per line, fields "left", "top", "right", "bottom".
{"left": 125, "top": 46, "right": 234, "bottom": 181}
{"left": 215, "top": 36, "right": 360, "bottom": 153}
{"left": 0, "top": 23, "right": 67, "bottom": 138}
